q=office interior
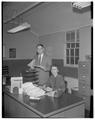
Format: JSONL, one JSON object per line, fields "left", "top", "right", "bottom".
{"left": 2, "top": 2, "right": 93, "bottom": 118}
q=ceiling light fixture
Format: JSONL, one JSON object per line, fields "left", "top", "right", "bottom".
{"left": 72, "top": 2, "right": 91, "bottom": 9}
{"left": 7, "top": 22, "right": 31, "bottom": 33}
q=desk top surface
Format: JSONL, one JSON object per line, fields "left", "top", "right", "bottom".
{"left": 3, "top": 86, "right": 84, "bottom": 117}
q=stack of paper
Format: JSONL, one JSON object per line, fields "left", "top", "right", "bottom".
{"left": 22, "top": 82, "right": 45, "bottom": 98}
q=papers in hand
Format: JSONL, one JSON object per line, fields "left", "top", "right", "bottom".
{"left": 34, "top": 65, "right": 46, "bottom": 71}
{"left": 27, "top": 60, "right": 46, "bottom": 71}
{"left": 27, "top": 60, "right": 35, "bottom": 69}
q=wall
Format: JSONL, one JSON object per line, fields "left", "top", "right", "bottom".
{"left": 39, "top": 26, "right": 91, "bottom": 78}
{"left": 39, "top": 31, "right": 65, "bottom": 59}
{"left": 39, "top": 26, "right": 91, "bottom": 60}
{"left": 3, "top": 24, "right": 39, "bottom": 59}
{"left": 80, "top": 26, "right": 91, "bottom": 61}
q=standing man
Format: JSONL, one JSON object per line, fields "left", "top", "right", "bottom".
{"left": 27, "top": 44, "right": 52, "bottom": 85}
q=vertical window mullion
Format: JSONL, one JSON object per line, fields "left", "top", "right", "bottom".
{"left": 75, "top": 30, "right": 76, "bottom": 65}
{"left": 69, "top": 40, "right": 71, "bottom": 64}
{"left": 74, "top": 48, "right": 75, "bottom": 65}
{"left": 69, "top": 47, "right": 71, "bottom": 64}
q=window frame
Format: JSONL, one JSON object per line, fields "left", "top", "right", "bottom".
{"left": 64, "top": 29, "right": 80, "bottom": 67}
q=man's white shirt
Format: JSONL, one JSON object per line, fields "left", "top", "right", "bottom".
{"left": 38, "top": 53, "right": 44, "bottom": 64}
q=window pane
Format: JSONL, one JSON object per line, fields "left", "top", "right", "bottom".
{"left": 75, "top": 57, "right": 79, "bottom": 64}
{"left": 76, "top": 30, "right": 79, "bottom": 42}
{"left": 66, "top": 57, "right": 69, "bottom": 64}
{"left": 66, "top": 49, "right": 69, "bottom": 56}
{"left": 71, "top": 43, "right": 75, "bottom": 48}
{"left": 70, "top": 57, "right": 74, "bottom": 64}
{"left": 67, "top": 43, "right": 70, "bottom": 48}
{"left": 70, "top": 49, "right": 74, "bottom": 56}
{"left": 71, "top": 31, "right": 75, "bottom": 42}
{"left": 66, "top": 32, "right": 70, "bottom": 42}
{"left": 76, "top": 43, "right": 80, "bottom": 48}
{"left": 75, "top": 49, "right": 79, "bottom": 56}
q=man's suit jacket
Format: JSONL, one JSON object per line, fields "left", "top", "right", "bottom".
{"left": 34, "top": 54, "right": 51, "bottom": 71}
{"left": 28, "top": 53, "right": 52, "bottom": 85}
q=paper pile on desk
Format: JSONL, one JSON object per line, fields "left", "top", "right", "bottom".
{"left": 22, "top": 82, "right": 45, "bottom": 98}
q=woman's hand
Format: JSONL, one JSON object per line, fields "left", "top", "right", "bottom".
{"left": 46, "top": 91, "right": 56, "bottom": 97}
{"left": 45, "top": 87, "right": 53, "bottom": 92}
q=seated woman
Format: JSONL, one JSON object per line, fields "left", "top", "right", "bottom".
{"left": 44, "top": 66, "right": 66, "bottom": 98}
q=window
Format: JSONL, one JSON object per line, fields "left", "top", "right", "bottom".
{"left": 65, "top": 30, "right": 80, "bottom": 66}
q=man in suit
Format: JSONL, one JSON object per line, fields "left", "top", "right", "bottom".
{"left": 27, "top": 44, "right": 52, "bottom": 85}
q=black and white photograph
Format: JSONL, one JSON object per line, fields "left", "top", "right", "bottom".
{"left": 2, "top": 1, "right": 93, "bottom": 118}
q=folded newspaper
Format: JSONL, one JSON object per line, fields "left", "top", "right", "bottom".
{"left": 22, "top": 82, "right": 45, "bottom": 99}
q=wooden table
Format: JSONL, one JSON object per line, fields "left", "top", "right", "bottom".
{"left": 3, "top": 87, "right": 85, "bottom": 118}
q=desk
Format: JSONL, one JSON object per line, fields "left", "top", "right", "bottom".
{"left": 3, "top": 87, "right": 85, "bottom": 118}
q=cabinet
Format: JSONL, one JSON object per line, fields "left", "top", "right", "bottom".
{"left": 78, "top": 61, "right": 91, "bottom": 111}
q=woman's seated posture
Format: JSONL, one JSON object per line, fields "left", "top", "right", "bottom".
{"left": 44, "top": 66, "right": 66, "bottom": 98}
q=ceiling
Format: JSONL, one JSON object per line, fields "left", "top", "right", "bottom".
{"left": 3, "top": 2, "right": 41, "bottom": 23}
{"left": 3, "top": 2, "right": 91, "bottom": 36}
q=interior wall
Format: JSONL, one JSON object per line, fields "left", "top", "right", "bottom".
{"left": 3, "top": 25, "right": 39, "bottom": 59}
{"left": 39, "top": 26, "right": 91, "bottom": 61}
{"left": 80, "top": 26, "right": 91, "bottom": 61}
{"left": 39, "top": 31, "right": 65, "bottom": 59}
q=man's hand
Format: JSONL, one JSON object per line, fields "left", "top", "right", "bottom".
{"left": 28, "top": 66, "right": 34, "bottom": 71}
{"left": 34, "top": 65, "right": 46, "bottom": 71}
{"left": 39, "top": 65, "right": 46, "bottom": 71}
{"left": 27, "top": 59, "right": 35, "bottom": 69}
{"left": 30, "top": 66, "right": 35, "bottom": 69}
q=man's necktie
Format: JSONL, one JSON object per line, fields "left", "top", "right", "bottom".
{"left": 38, "top": 55, "right": 41, "bottom": 65}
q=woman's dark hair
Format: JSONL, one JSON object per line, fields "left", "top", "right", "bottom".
{"left": 49, "top": 66, "right": 59, "bottom": 76}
